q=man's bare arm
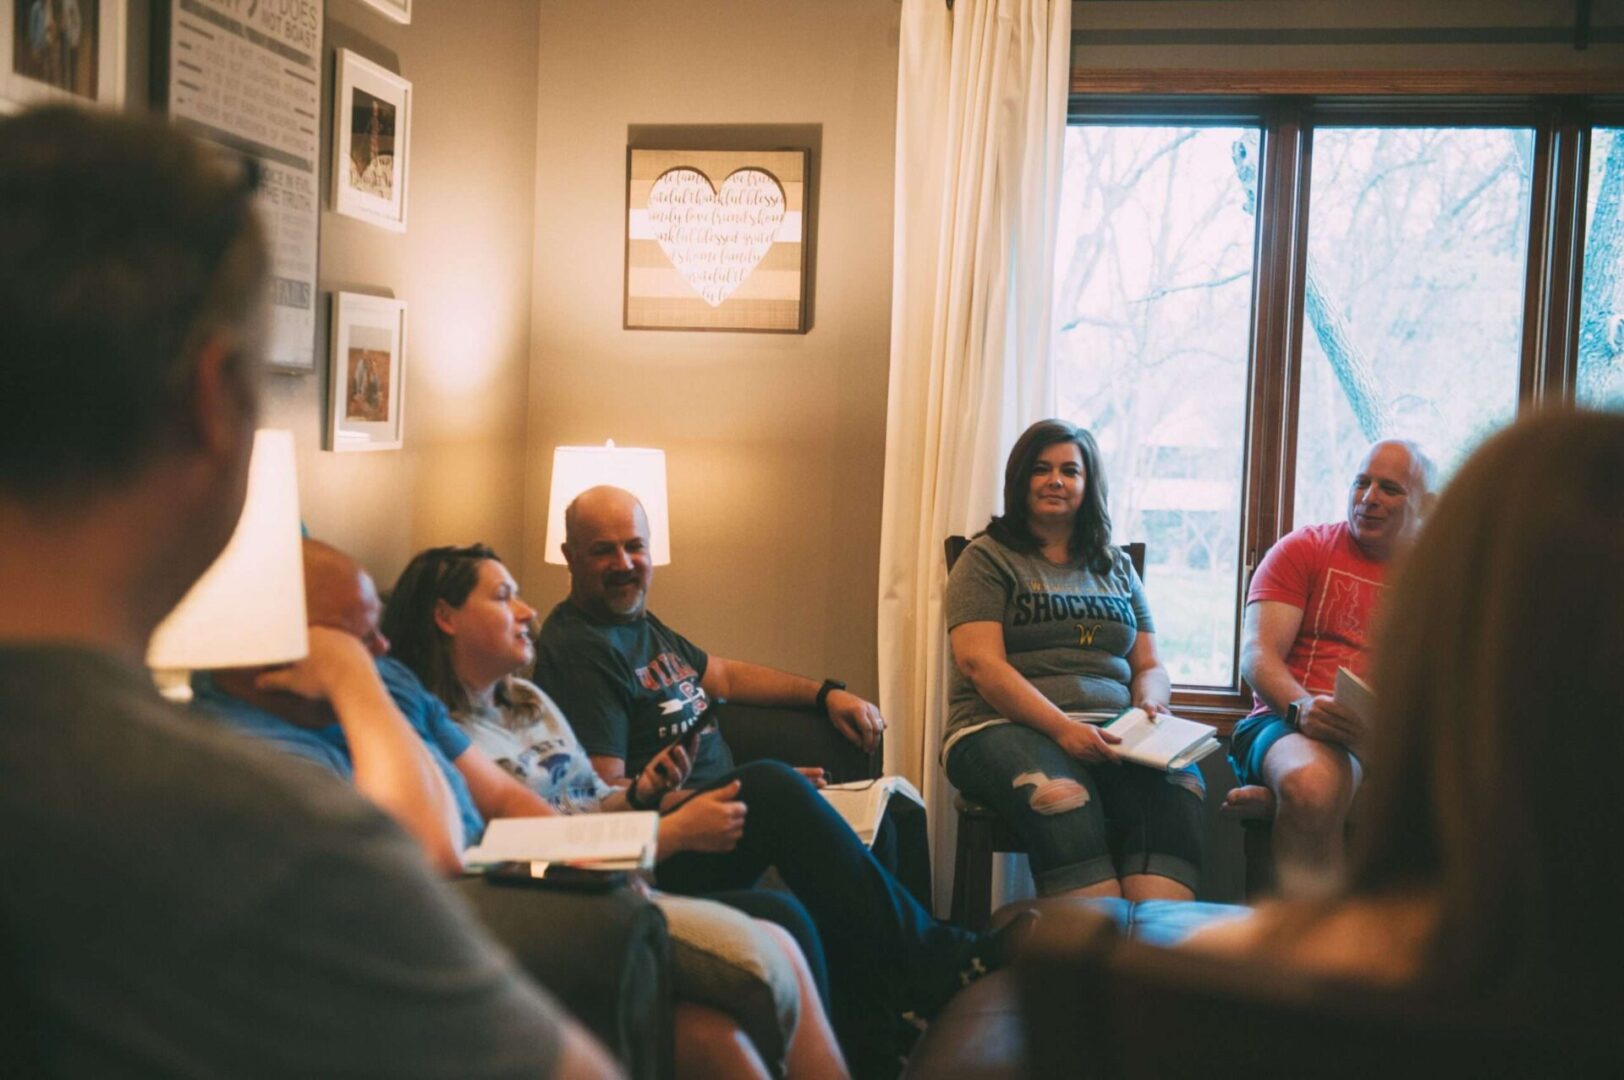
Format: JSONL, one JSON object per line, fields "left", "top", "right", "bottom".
{"left": 257, "top": 628, "right": 464, "bottom": 874}
{"left": 1241, "top": 600, "right": 1362, "bottom": 748}
{"left": 700, "top": 655, "right": 884, "bottom": 752}
{"left": 1239, "top": 601, "right": 1311, "bottom": 717}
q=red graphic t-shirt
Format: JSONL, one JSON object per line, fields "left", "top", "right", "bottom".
{"left": 1245, "top": 521, "right": 1389, "bottom": 719}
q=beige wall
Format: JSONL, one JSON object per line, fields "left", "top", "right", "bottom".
{"left": 259, "top": 0, "right": 542, "bottom": 587}
{"left": 524, "top": 0, "right": 902, "bottom": 697}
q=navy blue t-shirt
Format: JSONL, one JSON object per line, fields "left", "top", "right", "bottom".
{"left": 532, "top": 601, "right": 736, "bottom": 786}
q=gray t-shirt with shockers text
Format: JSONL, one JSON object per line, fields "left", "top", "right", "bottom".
{"left": 0, "top": 645, "right": 565, "bottom": 1078}
{"left": 943, "top": 534, "right": 1155, "bottom": 741}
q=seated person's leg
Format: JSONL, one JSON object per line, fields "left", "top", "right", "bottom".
{"left": 759, "top": 922, "right": 849, "bottom": 1080}
{"left": 946, "top": 723, "right": 1119, "bottom": 899}
{"left": 452, "top": 876, "right": 668, "bottom": 1076}
{"left": 1259, "top": 729, "right": 1360, "bottom": 891}
{"left": 674, "top": 1002, "right": 772, "bottom": 1080}
{"left": 869, "top": 800, "right": 932, "bottom": 908}
{"left": 1223, "top": 711, "right": 1289, "bottom": 820}
{"left": 656, "top": 893, "right": 802, "bottom": 1077}
{"left": 1098, "top": 761, "right": 1205, "bottom": 901}
{"left": 658, "top": 761, "right": 1028, "bottom": 1023}
{"left": 703, "top": 888, "right": 830, "bottom": 1015}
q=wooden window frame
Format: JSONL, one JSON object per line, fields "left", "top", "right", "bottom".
{"left": 1066, "top": 72, "right": 1624, "bottom": 729}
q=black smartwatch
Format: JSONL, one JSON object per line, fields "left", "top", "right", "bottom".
{"left": 815, "top": 678, "right": 847, "bottom": 713}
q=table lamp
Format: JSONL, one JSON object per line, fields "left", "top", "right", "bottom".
{"left": 543, "top": 440, "right": 670, "bottom": 565}
{"left": 146, "top": 428, "right": 308, "bottom": 696}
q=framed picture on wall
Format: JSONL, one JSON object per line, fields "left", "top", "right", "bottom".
{"left": 333, "top": 48, "right": 411, "bottom": 231}
{"left": 328, "top": 292, "right": 407, "bottom": 452}
{"left": 625, "top": 148, "right": 810, "bottom": 333}
{"left": 356, "top": 0, "right": 410, "bottom": 24}
{"left": 0, "top": 0, "right": 126, "bottom": 111}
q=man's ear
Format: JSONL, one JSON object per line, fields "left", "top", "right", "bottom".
{"left": 559, "top": 541, "right": 574, "bottom": 569}
{"left": 189, "top": 333, "right": 252, "bottom": 460}
{"left": 433, "top": 597, "right": 457, "bottom": 636}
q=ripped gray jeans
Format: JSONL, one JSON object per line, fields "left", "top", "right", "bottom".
{"left": 945, "top": 722, "right": 1205, "bottom": 894}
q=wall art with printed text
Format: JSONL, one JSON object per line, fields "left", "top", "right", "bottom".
{"left": 625, "top": 148, "right": 809, "bottom": 333}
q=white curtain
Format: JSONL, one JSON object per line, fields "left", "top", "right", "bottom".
{"left": 878, "top": 0, "right": 1071, "bottom": 915}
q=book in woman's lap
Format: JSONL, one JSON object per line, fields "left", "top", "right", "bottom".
{"left": 1073, "top": 708, "right": 1221, "bottom": 772}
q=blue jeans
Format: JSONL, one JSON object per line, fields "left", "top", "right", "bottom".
{"left": 657, "top": 761, "right": 982, "bottom": 1078}
{"left": 946, "top": 723, "right": 1205, "bottom": 894}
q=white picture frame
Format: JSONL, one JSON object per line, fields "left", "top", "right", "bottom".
{"left": 333, "top": 49, "right": 411, "bottom": 232}
{"left": 328, "top": 292, "right": 407, "bottom": 453}
{"left": 0, "top": 0, "right": 125, "bottom": 112}
{"left": 355, "top": 0, "right": 410, "bottom": 25}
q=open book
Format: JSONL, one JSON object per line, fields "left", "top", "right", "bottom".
{"left": 1335, "top": 666, "right": 1375, "bottom": 726}
{"left": 820, "top": 776, "right": 925, "bottom": 847}
{"left": 1087, "top": 708, "right": 1221, "bottom": 772}
{"left": 462, "top": 811, "right": 659, "bottom": 872}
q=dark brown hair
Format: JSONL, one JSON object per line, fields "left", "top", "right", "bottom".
{"left": 986, "top": 419, "right": 1115, "bottom": 572}
{"left": 0, "top": 106, "right": 267, "bottom": 497}
{"left": 381, "top": 544, "right": 519, "bottom": 719}
{"left": 1348, "top": 410, "right": 1624, "bottom": 1015}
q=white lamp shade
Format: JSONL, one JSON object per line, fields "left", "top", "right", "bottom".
{"left": 543, "top": 442, "right": 671, "bottom": 565}
{"left": 146, "top": 429, "right": 309, "bottom": 670}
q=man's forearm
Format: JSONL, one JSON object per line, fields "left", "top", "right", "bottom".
{"left": 710, "top": 657, "right": 820, "bottom": 708}
{"left": 1240, "top": 647, "right": 1309, "bottom": 718}
{"left": 328, "top": 676, "right": 464, "bottom": 873}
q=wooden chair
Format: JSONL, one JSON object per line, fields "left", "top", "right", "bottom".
{"left": 943, "top": 535, "right": 1146, "bottom": 931}
{"left": 1017, "top": 904, "right": 1620, "bottom": 1079}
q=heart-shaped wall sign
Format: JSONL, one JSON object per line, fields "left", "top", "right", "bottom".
{"left": 645, "top": 167, "right": 786, "bottom": 307}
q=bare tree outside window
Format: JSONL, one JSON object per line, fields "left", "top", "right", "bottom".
{"left": 1052, "top": 126, "right": 1259, "bottom": 686}
{"left": 1292, "top": 127, "right": 1533, "bottom": 529}
{"left": 1579, "top": 127, "right": 1624, "bottom": 412}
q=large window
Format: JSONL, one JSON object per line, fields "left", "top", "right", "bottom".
{"left": 1053, "top": 125, "right": 1256, "bottom": 685}
{"left": 1055, "top": 94, "right": 1624, "bottom": 718}
{"left": 1292, "top": 125, "right": 1530, "bottom": 528}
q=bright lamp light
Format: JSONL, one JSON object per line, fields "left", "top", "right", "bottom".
{"left": 544, "top": 441, "right": 670, "bottom": 565}
{"left": 147, "top": 428, "right": 309, "bottom": 672}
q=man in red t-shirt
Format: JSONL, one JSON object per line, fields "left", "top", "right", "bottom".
{"left": 1224, "top": 440, "right": 1433, "bottom": 891}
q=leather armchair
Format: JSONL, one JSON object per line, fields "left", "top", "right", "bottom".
{"left": 713, "top": 700, "right": 883, "bottom": 782}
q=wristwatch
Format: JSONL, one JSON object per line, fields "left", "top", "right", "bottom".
{"left": 815, "top": 678, "right": 847, "bottom": 713}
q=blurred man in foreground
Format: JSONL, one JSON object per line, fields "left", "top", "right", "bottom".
{"left": 0, "top": 106, "right": 612, "bottom": 1077}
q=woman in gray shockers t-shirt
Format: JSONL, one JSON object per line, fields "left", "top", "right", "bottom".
{"left": 944, "top": 420, "right": 1205, "bottom": 899}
